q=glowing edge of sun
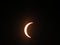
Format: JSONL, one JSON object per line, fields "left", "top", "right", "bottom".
{"left": 24, "top": 22, "right": 33, "bottom": 38}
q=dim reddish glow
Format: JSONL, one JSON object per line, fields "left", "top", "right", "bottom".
{"left": 24, "top": 22, "right": 33, "bottom": 38}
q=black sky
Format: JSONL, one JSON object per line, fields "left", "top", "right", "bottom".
{"left": 2, "top": 0, "right": 55, "bottom": 45}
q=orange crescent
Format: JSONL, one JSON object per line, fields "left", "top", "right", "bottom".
{"left": 24, "top": 22, "right": 33, "bottom": 38}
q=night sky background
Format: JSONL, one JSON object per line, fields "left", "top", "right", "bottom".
{"left": 2, "top": 0, "right": 55, "bottom": 45}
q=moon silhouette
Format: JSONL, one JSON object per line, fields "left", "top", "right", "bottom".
{"left": 24, "top": 22, "right": 33, "bottom": 38}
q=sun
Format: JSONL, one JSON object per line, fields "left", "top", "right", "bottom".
{"left": 24, "top": 22, "right": 33, "bottom": 38}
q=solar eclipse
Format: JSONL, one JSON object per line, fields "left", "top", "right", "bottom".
{"left": 24, "top": 22, "right": 33, "bottom": 38}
